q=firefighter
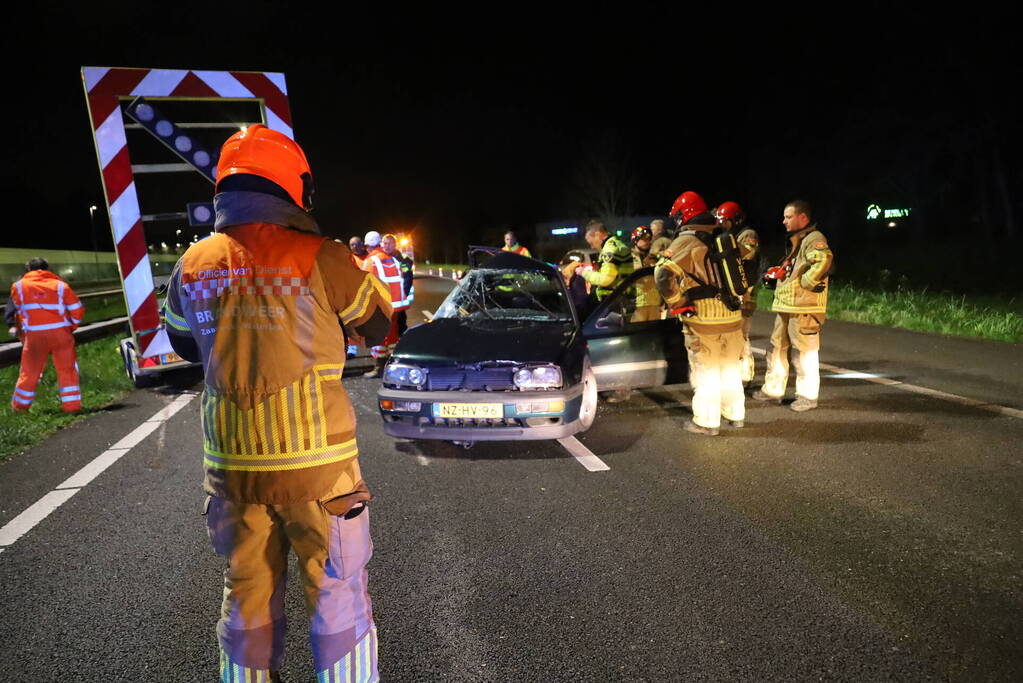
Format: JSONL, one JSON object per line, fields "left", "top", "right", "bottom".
{"left": 654, "top": 191, "right": 745, "bottom": 436}
{"left": 348, "top": 235, "right": 368, "bottom": 268}
{"left": 630, "top": 226, "right": 662, "bottom": 322}
{"left": 754, "top": 200, "right": 833, "bottom": 411}
{"left": 715, "top": 201, "right": 760, "bottom": 385}
{"left": 649, "top": 218, "right": 672, "bottom": 259}
{"left": 502, "top": 230, "right": 532, "bottom": 257}
{"left": 7, "top": 258, "right": 85, "bottom": 412}
{"left": 162, "top": 124, "right": 393, "bottom": 683}
{"left": 383, "top": 232, "right": 414, "bottom": 339}
{"left": 361, "top": 232, "right": 412, "bottom": 377}
{"left": 562, "top": 220, "right": 634, "bottom": 301}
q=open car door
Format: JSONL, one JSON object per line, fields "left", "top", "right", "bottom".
{"left": 581, "top": 267, "right": 687, "bottom": 390}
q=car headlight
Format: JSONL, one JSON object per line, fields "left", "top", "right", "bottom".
{"left": 384, "top": 363, "right": 428, "bottom": 388}
{"left": 513, "top": 364, "right": 562, "bottom": 389}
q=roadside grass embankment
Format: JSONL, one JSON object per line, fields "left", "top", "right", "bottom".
{"left": 0, "top": 337, "right": 132, "bottom": 461}
{"left": 757, "top": 283, "right": 1023, "bottom": 343}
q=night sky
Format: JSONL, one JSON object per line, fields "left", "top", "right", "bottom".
{"left": 7, "top": 4, "right": 1020, "bottom": 265}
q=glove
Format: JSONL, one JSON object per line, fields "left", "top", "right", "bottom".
{"left": 670, "top": 304, "right": 696, "bottom": 319}
{"left": 762, "top": 266, "right": 787, "bottom": 290}
{"left": 7, "top": 326, "right": 17, "bottom": 338}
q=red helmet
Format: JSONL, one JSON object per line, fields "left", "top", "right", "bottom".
{"left": 216, "top": 124, "right": 314, "bottom": 210}
{"left": 715, "top": 201, "right": 744, "bottom": 225}
{"left": 669, "top": 191, "right": 708, "bottom": 225}
{"left": 630, "top": 226, "right": 652, "bottom": 244}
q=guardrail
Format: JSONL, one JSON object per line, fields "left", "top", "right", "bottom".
{"left": 0, "top": 317, "right": 129, "bottom": 369}
{"left": 417, "top": 267, "right": 464, "bottom": 280}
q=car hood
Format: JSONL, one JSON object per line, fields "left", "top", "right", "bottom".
{"left": 392, "top": 318, "right": 577, "bottom": 367}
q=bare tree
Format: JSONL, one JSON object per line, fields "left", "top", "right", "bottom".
{"left": 564, "top": 129, "right": 640, "bottom": 224}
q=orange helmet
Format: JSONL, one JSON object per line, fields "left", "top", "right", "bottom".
{"left": 715, "top": 200, "right": 744, "bottom": 226}
{"left": 215, "top": 124, "right": 314, "bottom": 210}
{"left": 669, "top": 191, "right": 708, "bottom": 225}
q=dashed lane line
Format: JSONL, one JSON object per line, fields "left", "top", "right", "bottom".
{"left": 557, "top": 436, "right": 611, "bottom": 472}
{"left": 0, "top": 393, "right": 197, "bottom": 553}
{"left": 751, "top": 346, "right": 1023, "bottom": 420}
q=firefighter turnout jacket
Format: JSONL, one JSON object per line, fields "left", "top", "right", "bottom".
{"left": 164, "top": 191, "right": 393, "bottom": 504}
{"left": 582, "top": 235, "right": 634, "bottom": 300}
{"left": 654, "top": 217, "right": 742, "bottom": 335}
{"left": 772, "top": 224, "right": 833, "bottom": 315}
{"left": 736, "top": 227, "right": 760, "bottom": 314}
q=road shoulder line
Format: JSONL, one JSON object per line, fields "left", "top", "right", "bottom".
{"left": 751, "top": 346, "right": 1023, "bottom": 419}
{"left": 0, "top": 393, "right": 197, "bottom": 553}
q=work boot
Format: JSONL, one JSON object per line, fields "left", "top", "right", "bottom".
{"left": 684, "top": 419, "right": 719, "bottom": 436}
{"left": 751, "top": 390, "right": 782, "bottom": 404}
{"left": 363, "top": 357, "right": 387, "bottom": 378}
{"left": 790, "top": 397, "right": 818, "bottom": 412}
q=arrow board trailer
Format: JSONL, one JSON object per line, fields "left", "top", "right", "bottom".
{"left": 81, "top": 67, "right": 295, "bottom": 387}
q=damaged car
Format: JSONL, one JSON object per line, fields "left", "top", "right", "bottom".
{"left": 377, "top": 249, "right": 686, "bottom": 444}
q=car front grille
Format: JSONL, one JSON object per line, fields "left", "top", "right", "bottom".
{"left": 427, "top": 367, "right": 516, "bottom": 391}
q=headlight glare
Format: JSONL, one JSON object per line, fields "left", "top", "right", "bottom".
{"left": 513, "top": 364, "right": 562, "bottom": 389}
{"left": 384, "top": 363, "right": 427, "bottom": 388}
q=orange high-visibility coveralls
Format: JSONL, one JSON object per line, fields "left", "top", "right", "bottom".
{"left": 9, "top": 270, "right": 84, "bottom": 412}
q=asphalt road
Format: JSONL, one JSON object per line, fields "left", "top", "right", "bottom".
{"left": 1, "top": 275, "right": 1020, "bottom": 682}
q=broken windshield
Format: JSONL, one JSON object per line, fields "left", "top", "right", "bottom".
{"left": 433, "top": 268, "right": 573, "bottom": 322}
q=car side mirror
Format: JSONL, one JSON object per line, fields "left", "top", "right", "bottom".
{"left": 595, "top": 311, "right": 624, "bottom": 330}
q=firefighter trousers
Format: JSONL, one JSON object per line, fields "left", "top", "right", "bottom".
{"left": 204, "top": 495, "right": 377, "bottom": 682}
{"left": 762, "top": 312, "right": 822, "bottom": 401}
{"left": 683, "top": 328, "right": 745, "bottom": 430}
{"left": 11, "top": 328, "right": 80, "bottom": 412}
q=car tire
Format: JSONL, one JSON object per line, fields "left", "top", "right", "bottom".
{"left": 577, "top": 357, "right": 598, "bottom": 432}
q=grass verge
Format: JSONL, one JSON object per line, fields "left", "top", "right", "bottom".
{"left": 757, "top": 284, "right": 1023, "bottom": 343}
{"left": 0, "top": 336, "right": 133, "bottom": 461}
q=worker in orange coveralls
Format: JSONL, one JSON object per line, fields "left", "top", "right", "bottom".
{"left": 7, "top": 257, "right": 85, "bottom": 412}
{"left": 162, "top": 124, "right": 392, "bottom": 683}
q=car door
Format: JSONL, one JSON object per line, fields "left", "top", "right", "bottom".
{"left": 581, "top": 267, "right": 687, "bottom": 390}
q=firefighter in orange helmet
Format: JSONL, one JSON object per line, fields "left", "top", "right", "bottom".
{"left": 162, "top": 124, "right": 392, "bottom": 682}
{"left": 7, "top": 257, "right": 85, "bottom": 412}
{"left": 715, "top": 201, "right": 760, "bottom": 385}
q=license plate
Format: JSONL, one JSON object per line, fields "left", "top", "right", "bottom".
{"left": 436, "top": 403, "right": 503, "bottom": 419}
{"left": 160, "top": 352, "right": 183, "bottom": 364}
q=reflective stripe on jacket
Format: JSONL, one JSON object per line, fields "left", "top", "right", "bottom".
{"left": 772, "top": 226, "right": 832, "bottom": 315}
{"left": 9, "top": 270, "right": 84, "bottom": 333}
{"left": 362, "top": 249, "right": 410, "bottom": 311}
{"left": 654, "top": 226, "right": 742, "bottom": 334}
{"left": 165, "top": 220, "right": 393, "bottom": 504}
{"left": 582, "top": 235, "right": 634, "bottom": 300}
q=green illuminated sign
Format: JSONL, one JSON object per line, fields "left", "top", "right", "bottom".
{"left": 867, "top": 204, "right": 911, "bottom": 220}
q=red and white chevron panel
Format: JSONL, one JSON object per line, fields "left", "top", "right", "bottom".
{"left": 81, "top": 66, "right": 293, "bottom": 358}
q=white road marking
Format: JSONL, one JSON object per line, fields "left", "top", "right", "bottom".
{"left": 0, "top": 393, "right": 197, "bottom": 553}
{"left": 557, "top": 436, "right": 610, "bottom": 472}
{"left": 750, "top": 346, "right": 1023, "bottom": 419}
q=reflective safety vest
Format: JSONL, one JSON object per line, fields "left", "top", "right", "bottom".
{"left": 502, "top": 244, "right": 532, "bottom": 258}
{"left": 10, "top": 270, "right": 84, "bottom": 333}
{"left": 362, "top": 249, "right": 410, "bottom": 311}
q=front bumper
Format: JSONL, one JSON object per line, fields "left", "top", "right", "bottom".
{"left": 377, "top": 384, "right": 584, "bottom": 441}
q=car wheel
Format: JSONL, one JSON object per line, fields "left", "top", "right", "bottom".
{"left": 577, "top": 357, "right": 598, "bottom": 432}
